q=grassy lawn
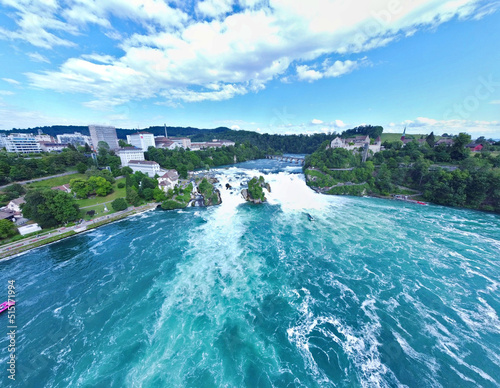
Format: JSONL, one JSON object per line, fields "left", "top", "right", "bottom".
{"left": 27, "top": 173, "right": 87, "bottom": 189}
{"left": 76, "top": 177, "right": 126, "bottom": 208}
{"left": 80, "top": 204, "right": 119, "bottom": 220}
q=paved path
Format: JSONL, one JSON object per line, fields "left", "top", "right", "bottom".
{"left": 0, "top": 171, "right": 78, "bottom": 190}
{"left": 0, "top": 203, "right": 159, "bottom": 258}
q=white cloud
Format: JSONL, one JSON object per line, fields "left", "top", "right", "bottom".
{"left": 27, "top": 52, "right": 50, "bottom": 63}
{"left": 0, "top": 90, "right": 15, "bottom": 95}
{"left": 490, "top": 100, "right": 500, "bottom": 105}
{"left": 197, "top": 0, "right": 234, "bottom": 18}
{"left": 231, "top": 124, "right": 241, "bottom": 130}
{"left": 297, "top": 59, "right": 368, "bottom": 82}
{"left": 1, "top": 0, "right": 495, "bottom": 107}
{"left": 297, "top": 66, "right": 323, "bottom": 82}
{"left": 2, "top": 78, "right": 20, "bottom": 85}
{"left": 335, "top": 119, "right": 346, "bottom": 128}
{"left": 311, "top": 119, "right": 323, "bottom": 125}
{"left": 388, "top": 117, "right": 500, "bottom": 136}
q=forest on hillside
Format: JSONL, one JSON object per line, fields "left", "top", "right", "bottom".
{"left": 305, "top": 133, "right": 500, "bottom": 213}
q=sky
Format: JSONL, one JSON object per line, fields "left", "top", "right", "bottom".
{"left": 0, "top": 0, "right": 499, "bottom": 138}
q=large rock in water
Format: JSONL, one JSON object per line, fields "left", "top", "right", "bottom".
{"left": 241, "top": 189, "right": 263, "bottom": 204}
{"left": 241, "top": 176, "right": 271, "bottom": 204}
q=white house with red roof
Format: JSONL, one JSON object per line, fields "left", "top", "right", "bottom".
{"left": 157, "top": 169, "right": 179, "bottom": 192}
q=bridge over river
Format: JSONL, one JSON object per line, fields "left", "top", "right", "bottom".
{"left": 266, "top": 155, "right": 305, "bottom": 165}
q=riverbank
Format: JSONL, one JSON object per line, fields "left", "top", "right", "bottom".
{"left": 0, "top": 202, "right": 159, "bottom": 260}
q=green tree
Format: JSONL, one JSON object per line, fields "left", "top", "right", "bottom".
{"left": 76, "top": 162, "right": 88, "bottom": 174}
{"left": 426, "top": 132, "right": 436, "bottom": 147}
{"left": 450, "top": 133, "right": 471, "bottom": 161}
{"left": 0, "top": 219, "right": 17, "bottom": 239}
{"left": 118, "top": 139, "right": 132, "bottom": 147}
{"left": 126, "top": 188, "right": 141, "bottom": 206}
{"left": 97, "top": 141, "right": 110, "bottom": 156}
{"left": 111, "top": 198, "right": 128, "bottom": 211}
{"left": 88, "top": 176, "right": 113, "bottom": 196}
{"left": 121, "top": 166, "right": 133, "bottom": 176}
{"left": 1, "top": 183, "right": 26, "bottom": 201}
{"left": 70, "top": 178, "right": 92, "bottom": 199}
{"left": 22, "top": 189, "right": 80, "bottom": 228}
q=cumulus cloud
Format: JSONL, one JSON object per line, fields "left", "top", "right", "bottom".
{"left": 311, "top": 119, "right": 323, "bottom": 125}
{"left": 298, "top": 59, "right": 368, "bottom": 82}
{"left": 0, "top": 0, "right": 496, "bottom": 107}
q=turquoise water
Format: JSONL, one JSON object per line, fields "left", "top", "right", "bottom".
{"left": 1, "top": 159, "right": 499, "bottom": 387}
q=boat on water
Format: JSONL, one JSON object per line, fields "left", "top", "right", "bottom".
{"left": 306, "top": 213, "right": 315, "bottom": 221}
{"left": 393, "top": 195, "right": 428, "bottom": 206}
{"left": 0, "top": 300, "right": 14, "bottom": 314}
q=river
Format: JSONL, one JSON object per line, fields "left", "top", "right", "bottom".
{"left": 0, "top": 158, "right": 499, "bottom": 387}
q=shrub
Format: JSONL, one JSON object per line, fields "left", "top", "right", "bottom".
{"left": 161, "top": 200, "right": 185, "bottom": 210}
{"left": 111, "top": 198, "right": 128, "bottom": 211}
{"left": 117, "top": 182, "right": 125, "bottom": 189}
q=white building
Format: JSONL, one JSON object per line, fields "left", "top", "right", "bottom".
{"left": 0, "top": 133, "right": 42, "bottom": 153}
{"left": 157, "top": 169, "right": 179, "bottom": 192}
{"left": 128, "top": 160, "right": 161, "bottom": 177}
{"left": 89, "top": 125, "right": 119, "bottom": 150}
{"left": 155, "top": 137, "right": 178, "bottom": 149}
{"left": 126, "top": 132, "right": 155, "bottom": 151}
{"left": 7, "top": 198, "right": 26, "bottom": 213}
{"left": 190, "top": 139, "right": 235, "bottom": 150}
{"left": 40, "top": 142, "right": 68, "bottom": 152}
{"left": 57, "top": 132, "right": 91, "bottom": 147}
{"left": 169, "top": 137, "right": 192, "bottom": 149}
{"left": 18, "top": 223, "right": 42, "bottom": 236}
{"left": 116, "top": 147, "right": 145, "bottom": 167}
{"left": 35, "top": 134, "right": 55, "bottom": 143}
{"left": 330, "top": 136, "right": 382, "bottom": 153}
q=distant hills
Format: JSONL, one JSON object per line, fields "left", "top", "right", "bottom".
{"left": 0, "top": 125, "right": 230, "bottom": 140}
{"left": 0, "top": 125, "right": 344, "bottom": 154}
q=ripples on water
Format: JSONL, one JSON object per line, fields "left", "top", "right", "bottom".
{"left": 0, "top": 160, "right": 499, "bottom": 387}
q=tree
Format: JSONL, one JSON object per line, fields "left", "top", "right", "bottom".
{"left": 450, "top": 133, "right": 471, "bottom": 161}
{"left": 121, "top": 166, "right": 133, "bottom": 176}
{"left": 88, "top": 176, "right": 113, "bottom": 196}
{"left": 153, "top": 187, "right": 166, "bottom": 202}
{"left": 111, "top": 198, "right": 128, "bottom": 211}
{"left": 23, "top": 189, "right": 80, "bottom": 228}
{"left": 76, "top": 162, "right": 88, "bottom": 174}
{"left": 426, "top": 132, "right": 436, "bottom": 147}
{"left": 2, "top": 183, "right": 26, "bottom": 201}
{"left": 0, "top": 220, "right": 17, "bottom": 239}
{"left": 70, "top": 179, "right": 92, "bottom": 199}
{"left": 126, "top": 188, "right": 141, "bottom": 206}
{"left": 97, "top": 141, "right": 110, "bottom": 156}
{"left": 118, "top": 139, "right": 132, "bottom": 148}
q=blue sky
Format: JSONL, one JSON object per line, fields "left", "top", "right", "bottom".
{"left": 0, "top": 0, "right": 499, "bottom": 138}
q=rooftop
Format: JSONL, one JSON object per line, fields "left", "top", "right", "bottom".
{"left": 128, "top": 160, "right": 159, "bottom": 165}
